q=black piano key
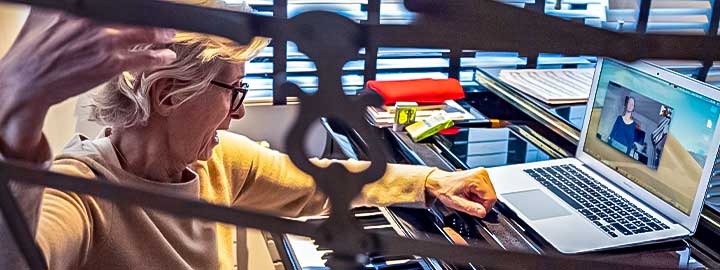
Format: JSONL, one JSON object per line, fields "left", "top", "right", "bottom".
{"left": 373, "top": 260, "right": 423, "bottom": 270}
{"left": 352, "top": 207, "right": 381, "bottom": 214}
{"left": 371, "top": 227, "right": 398, "bottom": 236}
{"left": 357, "top": 216, "right": 391, "bottom": 227}
{"left": 320, "top": 251, "right": 334, "bottom": 261}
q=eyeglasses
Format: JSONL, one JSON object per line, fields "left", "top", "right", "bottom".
{"left": 210, "top": 80, "right": 249, "bottom": 112}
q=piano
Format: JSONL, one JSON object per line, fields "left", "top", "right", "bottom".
{"left": 270, "top": 118, "right": 548, "bottom": 270}
{"left": 270, "top": 104, "right": 701, "bottom": 270}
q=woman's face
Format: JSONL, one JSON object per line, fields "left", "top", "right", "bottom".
{"left": 626, "top": 97, "right": 635, "bottom": 113}
{"left": 165, "top": 62, "right": 246, "bottom": 162}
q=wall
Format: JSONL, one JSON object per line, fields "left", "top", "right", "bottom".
{"left": 230, "top": 104, "right": 326, "bottom": 157}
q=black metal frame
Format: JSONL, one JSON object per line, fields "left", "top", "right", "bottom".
{"left": 2, "top": 0, "right": 720, "bottom": 269}
{"left": 699, "top": 0, "right": 720, "bottom": 81}
{"left": 635, "top": 0, "right": 652, "bottom": 33}
{"left": 272, "top": 0, "right": 288, "bottom": 105}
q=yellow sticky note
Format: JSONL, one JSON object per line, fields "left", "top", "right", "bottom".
{"left": 394, "top": 102, "right": 418, "bottom": 125}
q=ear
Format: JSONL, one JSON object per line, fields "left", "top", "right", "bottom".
{"left": 150, "top": 78, "right": 177, "bottom": 117}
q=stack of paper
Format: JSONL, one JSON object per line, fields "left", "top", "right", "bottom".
{"left": 366, "top": 100, "right": 475, "bottom": 127}
{"left": 499, "top": 68, "right": 594, "bottom": 104}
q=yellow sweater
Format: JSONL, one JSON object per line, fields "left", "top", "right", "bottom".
{"left": 30, "top": 130, "right": 434, "bottom": 270}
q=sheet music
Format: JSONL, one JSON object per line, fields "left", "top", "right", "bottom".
{"left": 499, "top": 68, "right": 594, "bottom": 104}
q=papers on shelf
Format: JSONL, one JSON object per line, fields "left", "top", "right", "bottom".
{"left": 366, "top": 100, "right": 475, "bottom": 127}
{"left": 498, "top": 68, "right": 595, "bottom": 105}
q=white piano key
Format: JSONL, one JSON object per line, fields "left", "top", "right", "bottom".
{"left": 363, "top": 224, "right": 394, "bottom": 230}
{"left": 285, "top": 234, "right": 329, "bottom": 269}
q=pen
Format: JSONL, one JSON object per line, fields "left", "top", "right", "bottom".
{"left": 453, "top": 119, "right": 515, "bottom": 128}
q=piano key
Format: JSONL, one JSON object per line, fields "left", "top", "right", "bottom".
{"left": 351, "top": 207, "right": 381, "bottom": 214}
{"left": 320, "top": 250, "right": 334, "bottom": 261}
{"left": 353, "top": 211, "right": 385, "bottom": 218}
{"left": 374, "top": 260, "right": 423, "bottom": 270}
{"left": 285, "top": 207, "right": 426, "bottom": 270}
{"left": 285, "top": 234, "right": 329, "bottom": 268}
{"left": 363, "top": 224, "right": 395, "bottom": 230}
{"left": 358, "top": 217, "right": 392, "bottom": 227}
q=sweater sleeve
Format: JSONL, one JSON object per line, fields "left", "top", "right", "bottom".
{"left": 218, "top": 132, "right": 435, "bottom": 217}
{"left": 34, "top": 159, "right": 97, "bottom": 270}
{"left": 0, "top": 135, "right": 52, "bottom": 269}
{"left": 0, "top": 138, "right": 95, "bottom": 270}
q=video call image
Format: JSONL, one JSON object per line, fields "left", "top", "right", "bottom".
{"left": 584, "top": 59, "right": 720, "bottom": 215}
{"left": 595, "top": 82, "right": 673, "bottom": 170}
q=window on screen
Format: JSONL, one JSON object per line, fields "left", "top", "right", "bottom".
{"left": 595, "top": 82, "right": 673, "bottom": 170}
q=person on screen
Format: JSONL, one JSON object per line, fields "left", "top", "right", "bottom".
{"left": 650, "top": 106, "right": 672, "bottom": 167}
{"left": 608, "top": 96, "right": 638, "bottom": 154}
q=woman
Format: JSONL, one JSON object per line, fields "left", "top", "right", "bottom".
{"left": 608, "top": 96, "right": 638, "bottom": 154}
{"left": 0, "top": 2, "right": 497, "bottom": 270}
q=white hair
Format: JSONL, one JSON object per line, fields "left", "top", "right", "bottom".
{"left": 89, "top": 0, "right": 270, "bottom": 127}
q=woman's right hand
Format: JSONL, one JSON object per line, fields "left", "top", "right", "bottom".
{"left": 0, "top": 8, "right": 177, "bottom": 161}
{"left": 0, "top": 8, "right": 177, "bottom": 108}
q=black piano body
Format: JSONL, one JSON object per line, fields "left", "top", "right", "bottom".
{"left": 269, "top": 110, "right": 696, "bottom": 270}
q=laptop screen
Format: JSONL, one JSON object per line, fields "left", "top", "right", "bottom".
{"left": 583, "top": 59, "right": 720, "bottom": 215}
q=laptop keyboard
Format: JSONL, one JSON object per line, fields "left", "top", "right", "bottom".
{"left": 523, "top": 164, "right": 670, "bottom": 238}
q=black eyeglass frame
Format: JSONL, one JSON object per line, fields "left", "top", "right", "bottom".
{"left": 210, "top": 80, "right": 249, "bottom": 112}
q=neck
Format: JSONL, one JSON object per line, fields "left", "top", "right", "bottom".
{"left": 623, "top": 112, "right": 632, "bottom": 118}
{"left": 109, "top": 124, "right": 188, "bottom": 183}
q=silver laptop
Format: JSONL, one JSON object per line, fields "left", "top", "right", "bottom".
{"left": 487, "top": 58, "right": 720, "bottom": 254}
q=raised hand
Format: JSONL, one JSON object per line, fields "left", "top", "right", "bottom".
{"left": 0, "top": 9, "right": 177, "bottom": 161}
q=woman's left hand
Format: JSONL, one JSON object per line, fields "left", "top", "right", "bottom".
{"left": 425, "top": 168, "right": 497, "bottom": 218}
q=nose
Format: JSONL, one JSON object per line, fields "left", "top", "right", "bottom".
{"left": 218, "top": 105, "right": 245, "bottom": 130}
{"left": 230, "top": 105, "right": 245, "bottom": 120}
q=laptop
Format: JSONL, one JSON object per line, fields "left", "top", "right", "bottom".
{"left": 487, "top": 58, "right": 720, "bottom": 254}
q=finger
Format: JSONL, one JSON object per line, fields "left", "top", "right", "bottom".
{"left": 441, "top": 195, "right": 488, "bottom": 218}
{"left": 480, "top": 196, "right": 497, "bottom": 213}
{"left": 115, "top": 49, "right": 177, "bottom": 71}
{"left": 106, "top": 27, "right": 177, "bottom": 49}
{"left": 466, "top": 189, "right": 497, "bottom": 214}
{"left": 465, "top": 183, "right": 496, "bottom": 212}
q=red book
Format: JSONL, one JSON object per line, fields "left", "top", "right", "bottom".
{"left": 367, "top": 78, "right": 465, "bottom": 105}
